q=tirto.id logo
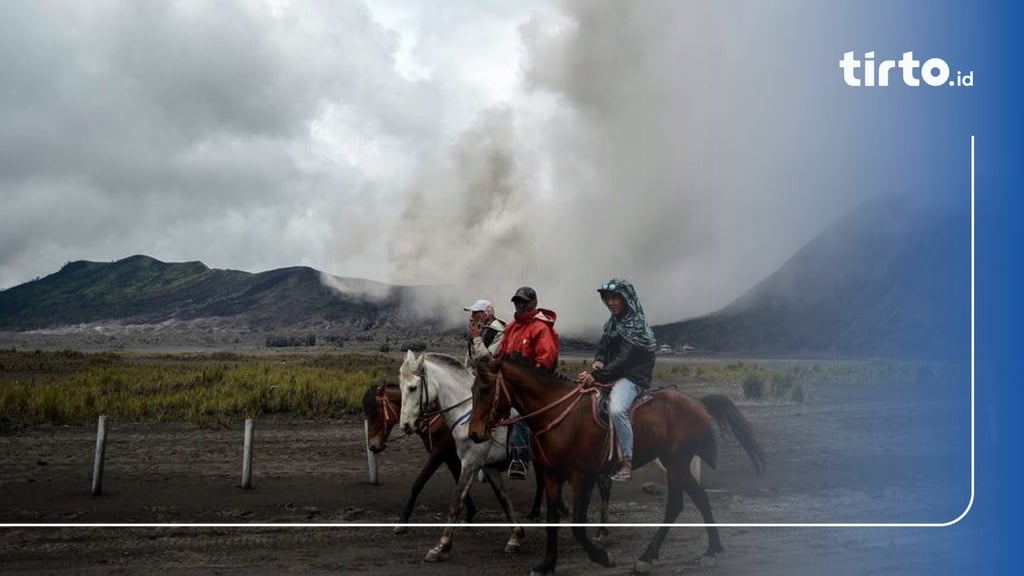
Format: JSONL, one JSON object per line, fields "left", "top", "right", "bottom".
{"left": 839, "top": 51, "right": 973, "bottom": 87}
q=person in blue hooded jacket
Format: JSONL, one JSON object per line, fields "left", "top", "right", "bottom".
{"left": 576, "top": 278, "right": 658, "bottom": 481}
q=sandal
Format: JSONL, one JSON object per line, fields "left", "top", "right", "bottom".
{"left": 610, "top": 463, "right": 632, "bottom": 482}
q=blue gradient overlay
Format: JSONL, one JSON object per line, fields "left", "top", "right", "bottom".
{"left": 785, "top": 1, "right": 1019, "bottom": 573}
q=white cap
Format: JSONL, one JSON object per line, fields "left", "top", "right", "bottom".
{"left": 463, "top": 299, "right": 492, "bottom": 312}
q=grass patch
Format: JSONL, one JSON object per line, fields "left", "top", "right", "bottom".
{"left": 649, "top": 358, "right": 955, "bottom": 405}
{"left": 2, "top": 350, "right": 956, "bottom": 427}
{"left": 0, "top": 349, "right": 397, "bottom": 428}
{"left": 740, "top": 372, "right": 765, "bottom": 400}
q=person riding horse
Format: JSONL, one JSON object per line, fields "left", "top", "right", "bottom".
{"left": 498, "top": 286, "right": 559, "bottom": 480}
{"left": 462, "top": 299, "right": 506, "bottom": 367}
{"left": 576, "top": 278, "right": 658, "bottom": 482}
{"left": 468, "top": 353, "right": 765, "bottom": 576}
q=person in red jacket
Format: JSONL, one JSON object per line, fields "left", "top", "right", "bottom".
{"left": 499, "top": 286, "right": 559, "bottom": 370}
{"left": 497, "top": 286, "right": 560, "bottom": 479}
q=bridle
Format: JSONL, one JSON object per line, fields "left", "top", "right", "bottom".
{"left": 483, "top": 364, "right": 605, "bottom": 463}
{"left": 375, "top": 384, "right": 400, "bottom": 436}
{"left": 410, "top": 362, "right": 471, "bottom": 433}
{"left": 480, "top": 369, "right": 514, "bottom": 430}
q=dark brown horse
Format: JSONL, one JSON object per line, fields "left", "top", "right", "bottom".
{"left": 468, "top": 357, "right": 766, "bottom": 575}
{"left": 362, "top": 382, "right": 557, "bottom": 528}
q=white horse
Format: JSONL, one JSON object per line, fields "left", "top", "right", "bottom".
{"left": 398, "top": 350, "right": 525, "bottom": 562}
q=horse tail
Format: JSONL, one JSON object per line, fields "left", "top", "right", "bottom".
{"left": 695, "top": 422, "right": 719, "bottom": 471}
{"left": 700, "top": 394, "right": 766, "bottom": 476}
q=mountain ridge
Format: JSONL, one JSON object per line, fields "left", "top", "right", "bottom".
{"left": 0, "top": 193, "right": 971, "bottom": 358}
{"left": 653, "top": 193, "right": 970, "bottom": 359}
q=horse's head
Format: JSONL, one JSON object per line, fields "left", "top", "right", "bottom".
{"left": 468, "top": 356, "right": 508, "bottom": 443}
{"left": 398, "top": 349, "right": 428, "bottom": 435}
{"left": 363, "top": 382, "right": 401, "bottom": 453}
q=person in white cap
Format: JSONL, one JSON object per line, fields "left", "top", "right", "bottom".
{"left": 463, "top": 299, "right": 506, "bottom": 368}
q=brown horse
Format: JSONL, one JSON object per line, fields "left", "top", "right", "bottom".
{"left": 468, "top": 357, "right": 765, "bottom": 576}
{"left": 363, "top": 382, "right": 479, "bottom": 531}
{"left": 362, "top": 382, "right": 558, "bottom": 528}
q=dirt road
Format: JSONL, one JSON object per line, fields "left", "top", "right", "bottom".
{"left": 0, "top": 376, "right": 979, "bottom": 575}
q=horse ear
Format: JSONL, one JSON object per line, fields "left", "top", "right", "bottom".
{"left": 405, "top": 349, "right": 415, "bottom": 362}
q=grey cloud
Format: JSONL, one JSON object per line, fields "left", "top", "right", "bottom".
{"left": 386, "top": 1, "right": 867, "bottom": 335}
{"left": 2, "top": 0, "right": 953, "bottom": 341}
{"left": 0, "top": 0, "right": 438, "bottom": 290}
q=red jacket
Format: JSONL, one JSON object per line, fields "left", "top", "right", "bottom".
{"left": 499, "top": 308, "right": 559, "bottom": 370}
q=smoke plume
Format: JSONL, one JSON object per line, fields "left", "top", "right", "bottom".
{"left": 385, "top": 1, "right": 853, "bottom": 337}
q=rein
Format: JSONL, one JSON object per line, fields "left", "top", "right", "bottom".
{"left": 489, "top": 369, "right": 608, "bottom": 463}
{"left": 414, "top": 364, "right": 472, "bottom": 431}
{"left": 418, "top": 396, "right": 473, "bottom": 424}
{"left": 374, "top": 385, "right": 423, "bottom": 449}
{"left": 377, "top": 383, "right": 447, "bottom": 451}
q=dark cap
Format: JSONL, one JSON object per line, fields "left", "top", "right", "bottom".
{"left": 510, "top": 286, "right": 537, "bottom": 303}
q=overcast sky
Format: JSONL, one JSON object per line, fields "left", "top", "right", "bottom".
{"left": 2, "top": 0, "right": 956, "bottom": 335}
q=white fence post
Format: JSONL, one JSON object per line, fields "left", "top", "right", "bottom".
{"left": 364, "top": 420, "right": 379, "bottom": 485}
{"left": 241, "top": 418, "right": 254, "bottom": 489}
{"left": 91, "top": 415, "right": 108, "bottom": 496}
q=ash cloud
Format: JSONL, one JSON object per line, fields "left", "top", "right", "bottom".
{"left": 0, "top": 1, "right": 949, "bottom": 340}
{"left": 387, "top": 107, "right": 548, "bottom": 322}
{"left": 385, "top": 1, "right": 860, "bottom": 337}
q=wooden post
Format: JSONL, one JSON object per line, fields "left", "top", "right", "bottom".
{"left": 241, "top": 418, "right": 254, "bottom": 489}
{"left": 91, "top": 415, "right": 107, "bottom": 496}
{"left": 690, "top": 455, "right": 701, "bottom": 485}
{"left": 364, "top": 419, "right": 379, "bottom": 485}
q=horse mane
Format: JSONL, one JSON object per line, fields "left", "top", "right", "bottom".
{"left": 424, "top": 352, "right": 470, "bottom": 373}
{"left": 361, "top": 383, "right": 380, "bottom": 418}
{"left": 361, "top": 381, "right": 399, "bottom": 417}
{"left": 501, "top": 353, "right": 578, "bottom": 387}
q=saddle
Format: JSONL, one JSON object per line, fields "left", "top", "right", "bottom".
{"left": 591, "top": 389, "right": 654, "bottom": 464}
{"left": 591, "top": 389, "right": 654, "bottom": 429}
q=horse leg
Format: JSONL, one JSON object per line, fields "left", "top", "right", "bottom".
{"left": 394, "top": 449, "right": 447, "bottom": 534}
{"left": 481, "top": 467, "right": 525, "bottom": 556}
{"left": 594, "top": 473, "right": 612, "bottom": 544}
{"left": 568, "top": 476, "right": 614, "bottom": 568}
{"left": 424, "top": 463, "right": 476, "bottom": 563}
{"left": 443, "top": 447, "right": 479, "bottom": 523}
{"left": 528, "top": 460, "right": 544, "bottom": 520}
{"left": 635, "top": 458, "right": 688, "bottom": 574}
{"left": 524, "top": 462, "right": 568, "bottom": 519}
{"left": 531, "top": 474, "right": 563, "bottom": 576}
{"left": 681, "top": 460, "right": 724, "bottom": 559}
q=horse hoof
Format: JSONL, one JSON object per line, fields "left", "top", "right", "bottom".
{"left": 530, "top": 568, "right": 554, "bottom": 576}
{"left": 504, "top": 543, "right": 521, "bottom": 557}
{"left": 392, "top": 525, "right": 407, "bottom": 535}
{"left": 583, "top": 546, "right": 613, "bottom": 568}
{"left": 632, "top": 559, "right": 653, "bottom": 575}
{"left": 424, "top": 548, "right": 445, "bottom": 563}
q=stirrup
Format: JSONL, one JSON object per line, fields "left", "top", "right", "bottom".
{"left": 508, "top": 459, "right": 528, "bottom": 480}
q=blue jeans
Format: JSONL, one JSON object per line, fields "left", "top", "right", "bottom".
{"left": 510, "top": 423, "right": 531, "bottom": 462}
{"left": 508, "top": 408, "right": 531, "bottom": 462}
{"left": 609, "top": 378, "right": 640, "bottom": 462}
